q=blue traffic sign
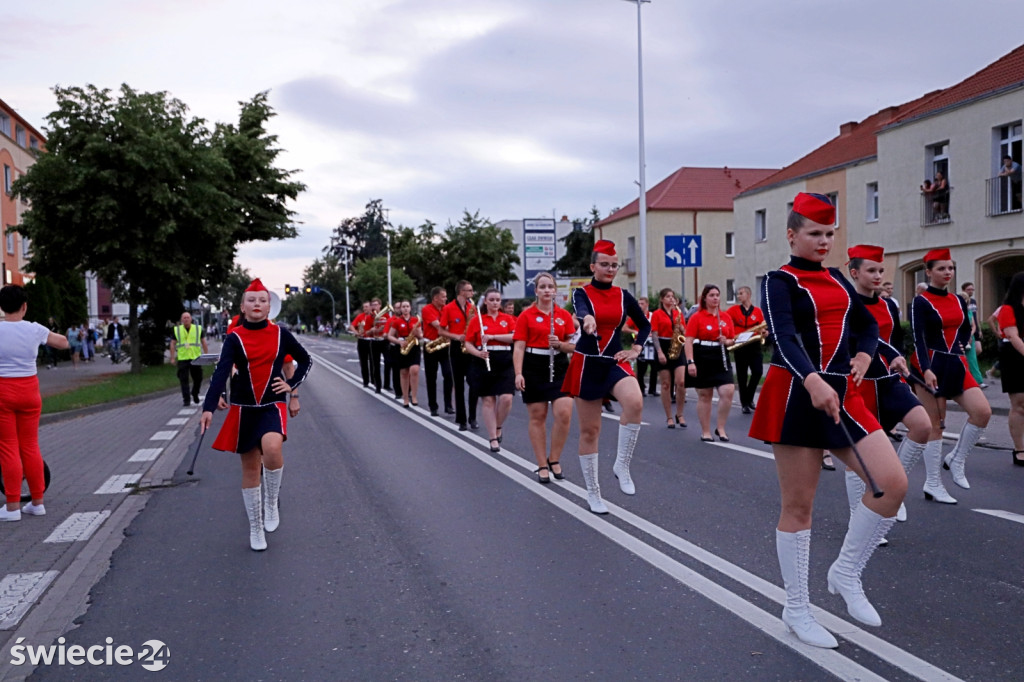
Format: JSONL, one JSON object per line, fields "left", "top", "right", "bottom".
{"left": 664, "top": 235, "right": 702, "bottom": 268}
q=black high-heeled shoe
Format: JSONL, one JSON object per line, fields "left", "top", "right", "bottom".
{"left": 700, "top": 435, "right": 714, "bottom": 443}
{"left": 547, "top": 459, "right": 564, "bottom": 480}
{"left": 714, "top": 429, "right": 729, "bottom": 442}
{"left": 675, "top": 415, "right": 687, "bottom": 428}
{"left": 535, "top": 466, "right": 551, "bottom": 484}
{"left": 496, "top": 426, "right": 502, "bottom": 443}
{"left": 1013, "top": 450, "right": 1024, "bottom": 466}
{"left": 488, "top": 438, "right": 500, "bottom": 453}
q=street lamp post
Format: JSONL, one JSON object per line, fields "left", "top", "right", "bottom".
{"left": 329, "top": 238, "right": 353, "bottom": 330}
{"left": 623, "top": 0, "right": 651, "bottom": 298}
{"left": 384, "top": 208, "right": 393, "bottom": 306}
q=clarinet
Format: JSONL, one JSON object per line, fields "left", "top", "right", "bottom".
{"left": 716, "top": 311, "right": 728, "bottom": 370}
{"left": 549, "top": 307, "right": 555, "bottom": 382}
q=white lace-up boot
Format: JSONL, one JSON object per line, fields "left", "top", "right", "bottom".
{"left": 262, "top": 466, "right": 283, "bottom": 532}
{"left": 242, "top": 487, "right": 267, "bottom": 551}
{"left": 612, "top": 423, "right": 641, "bottom": 495}
{"left": 922, "top": 440, "right": 956, "bottom": 503}
{"left": 895, "top": 438, "right": 926, "bottom": 521}
{"left": 579, "top": 454, "right": 608, "bottom": 514}
{"left": 943, "top": 423, "right": 984, "bottom": 489}
{"left": 827, "top": 503, "right": 896, "bottom": 626}
{"left": 844, "top": 470, "right": 887, "bottom": 545}
{"left": 776, "top": 529, "right": 838, "bottom": 648}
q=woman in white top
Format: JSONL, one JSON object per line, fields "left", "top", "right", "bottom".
{"left": 0, "top": 286, "right": 69, "bottom": 521}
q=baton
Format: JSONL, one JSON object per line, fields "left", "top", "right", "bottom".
{"left": 904, "top": 370, "right": 938, "bottom": 397}
{"left": 838, "top": 419, "right": 883, "bottom": 498}
{"left": 186, "top": 430, "right": 206, "bottom": 476}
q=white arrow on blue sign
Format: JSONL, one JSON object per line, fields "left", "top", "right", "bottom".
{"left": 664, "top": 235, "right": 702, "bottom": 268}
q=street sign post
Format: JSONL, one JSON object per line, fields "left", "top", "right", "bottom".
{"left": 664, "top": 235, "right": 702, "bottom": 308}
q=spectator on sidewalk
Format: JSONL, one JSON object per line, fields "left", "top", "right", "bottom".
{"left": 170, "top": 312, "right": 209, "bottom": 407}
{"left": 66, "top": 324, "right": 82, "bottom": 368}
{"left": 77, "top": 324, "right": 92, "bottom": 362}
{"left": 106, "top": 316, "right": 126, "bottom": 364}
{"left": 0, "top": 285, "right": 69, "bottom": 521}
{"left": 44, "top": 317, "right": 61, "bottom": 369}
{"left": 84, "top": 323, "right": 97, "bottom": 361}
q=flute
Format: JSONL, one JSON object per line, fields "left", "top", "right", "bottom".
{"left": 716, "top": 311, "right": 728, "bottom": 369}
{"left": 549, "top": 308, "right": 555, "bottom": 382}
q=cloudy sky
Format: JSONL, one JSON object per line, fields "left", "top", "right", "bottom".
{"left": 5, "top": 0, "right": 1021, "bottom": 295}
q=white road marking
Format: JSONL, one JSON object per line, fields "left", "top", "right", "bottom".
{"left": 94, "top": 474, "right": 142, "bottom": 494}
{"left": 0, "top": 571, "right": 60, "bottom": 630}
{"left": 43, "top": 511, "right": 111, "bottom": 543}
{"left": 128, "top": 448, "right": 163, "bottom": 462}
{"left": 166, "top": 418, "right": 188, "bottom": 426}
{"left": 150, "top": 430, "right": 178, "bottom": 441}
{"left": 312, "top": 352, "right": 963, "bottom": 682}
{"left": 709, "top": 441, "right": 776, "bottom": 460}
{"left": 178, "top": 408, "right": 198, "bottom": 416}
{"left": 972, "top": 509, "right": 1024, "bottom": 525}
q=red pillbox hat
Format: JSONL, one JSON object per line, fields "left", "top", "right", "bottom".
{"left": 923, "top": 248, "right": 951, "bottom": 263}
{"left": 792, "top": 192, "right": 836, "bottom": 226}
{"left": 593, "top": 239, "right": 617, "bottom": 257}
{"left": 847, "top": 244, "right": 884, "bottom": 263}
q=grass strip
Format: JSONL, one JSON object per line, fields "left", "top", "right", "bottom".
{"left": 42, "top": 364, "right": 181, "bottom": 414}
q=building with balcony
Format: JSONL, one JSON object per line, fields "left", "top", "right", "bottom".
{"left": 594, "top": 166, "right": 776, "bottom": 306}
{"left": 1, "top": 97, "right": 44, "bottom": 287}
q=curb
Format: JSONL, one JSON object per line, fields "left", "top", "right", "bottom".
{"left": 39, "top": 388, "right": 180, "bottom": 427}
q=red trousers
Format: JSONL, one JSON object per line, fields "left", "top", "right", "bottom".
{"left": 0, "top": 376, "right": 45, "bottom": 503}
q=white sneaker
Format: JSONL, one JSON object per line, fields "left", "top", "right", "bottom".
{"left": 0, "top": 507, "right": 22, "bottom": 522}
{"left": 21, "top": 502, "right": 46, "bottom": 516}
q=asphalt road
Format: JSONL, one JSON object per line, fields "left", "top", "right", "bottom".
{"left": 29, "top": 337, "right": 1024, "bottom": 681}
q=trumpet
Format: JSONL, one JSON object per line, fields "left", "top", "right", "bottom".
{"left": 400, "top": 321, "right": 421, "bottom": 355}
{"left": 728, "top": 322, "right": 768, "bottom": 352}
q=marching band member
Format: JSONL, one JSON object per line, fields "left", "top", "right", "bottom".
{"left": 368, "top": 298, "right": 389, "bottom": 394}
{"left": 562, "top": 240, "right": 650, "bottom": 513}
{"left": 650, "top": 288, "right": 687, "bottom": 428}
{"left": 385, "top": 300, "right": 423, "bottom": 408}
{"left": 726, "top": 286, "right": 767, "bottom": 413}
{"left": 464, "top": 289, "right": 516, "bottom": 452}
{"left": 684, "top": 285, "right": 736, "bottom": 442}
{"left": 352, "top": 301, "right": 373, "bottom": 388}
{"left": 625, "top": 297, "right": 656, "bottom": 397}
{"left": 201, "top": 279, "right": 311, "bottom": 551}
{"left": 513, "top": 272, "right": 577, "bottom": 483}
{"left": 995, "top": 273, "right": 1024, "bottom": 465}
{"left": 910, "top": 249, "right": 992, "bottom": 497}
{"left": 421, "top": 287, "right": 454, "bottom": 417}
{"left": 440, "top": 281, "right": 479, "bottom": 431}
{"left": 845, "top": 245, "right": 931, "bottom": 525}
{"left": 749, "top": 193, "right": 906, "bottom": 647}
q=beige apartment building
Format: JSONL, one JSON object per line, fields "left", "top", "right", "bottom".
{"left": 734, "top": 44, "right": 1024, "bottom": 320}
{"left": 1, "top": 97, "right": 44, "bottom": 286}
{"left": 595, "top": 166, "right": 775, "bottom": 307}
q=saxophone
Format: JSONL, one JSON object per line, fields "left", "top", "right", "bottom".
{"left": 400, "top": 321, "right": 421, "bottom": 355}
{"left": 728, "top": 322, "right": 768, "bottom": 352}
{"left": 424, "top": 336, "right": 450, "bottom": 353}
{"left": 666, "top": 310, "right": 686, "bottom": 360}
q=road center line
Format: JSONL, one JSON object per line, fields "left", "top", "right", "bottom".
{"left": 972, "top": 509, "right": 1024, "bottom": 525}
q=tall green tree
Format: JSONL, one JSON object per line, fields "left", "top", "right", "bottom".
{"left": 553, "top": 206, "right": 599, "bottom": 276}
{"left": 204, "top": 263, "right": 253, "bottom": 315}
{"left": 350, "top": 257, "right": 416, "bottom": 306}
{"left": 434, "top": 210, "right": 520, "bottom": 295}
{"left": 13, "top": 85, "right": 305, "bottom": 371}
{"left": 329, "top": 198, "right": 390, "bottom": 262}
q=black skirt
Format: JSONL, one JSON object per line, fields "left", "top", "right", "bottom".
{"left": 690, "top": 343, "right": 734, "bottom": 389}
{"left": 1000, "top": 341, "right": 1024, "bottom": 394}
{"left": 655, "top": 337, "right": 684, "bottom": 372}
{"left": 469, "top": 350, "right": 515, "bottom": 396}
{"left": 392, "top": 342, "right": 421, "bottom": 369}
{"left": 521, "top": 351, "right": 570, "bottom": 404}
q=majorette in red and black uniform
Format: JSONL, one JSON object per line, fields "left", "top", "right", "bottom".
{"left": 846, "top": 245, "right": 921, "bottom": 431}
{"left": 562, "top": 274, "right": 651, "bottom": 401}
{"left": 749, "top": 255, "right": 882, "bottom": 448}
{"left": 204, "top": 317, "right": 311, "bottom": 454}
{"left": 513, "top": 303, "right": 575, "bottom": 403}
{"left": 910, "top": 264, "right": 977, "bottom": 400}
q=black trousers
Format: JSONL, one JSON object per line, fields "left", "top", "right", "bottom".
{"left": 424, "top": 346, "right": 454, "bottom": 412}
{"left": 636, "top": 359, "right": 653, "bottom": 395}
{"left": 176, "top": 360, "right": 203, "bottom": 404}
{"left": 382, "top": 342, "right": 394, "bottom": 391}
{"left": 370, "top": 340, "right": 387, "bottom": 391}
{"left": 357, "top": 338, "right": 373, "bottom": 386}
{"left": 450, "top": 341, "right": 478, "bottom": 425}
{"left": 734, "top": 343, "right": 763, "bottom": 407}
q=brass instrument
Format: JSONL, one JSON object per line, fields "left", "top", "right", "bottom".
{"left": 666, "top": 310, "right": 686, "bottom": 361}
{"left": 728, "top": 322, "right": 768, "bottom": 353}
{"left": 423, "top": 336, "right": 450, "bottom": 353}
{"left": 373, "top": 304, "right": 393, "bottom": 322}
{"left": 400, "top": 321, "right": 421, "bottom": 355}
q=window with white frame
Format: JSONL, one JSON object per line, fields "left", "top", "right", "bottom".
{"left": 3, "top": 165, "right": 11, "bottom": 194}
{"left": 866, "top": 183, "right": 879, "bottom": 222}
{"left": 755, "top": 276, "right": 765, "bottom": 305}
{"left": 726, "top": 279, "right": 736, "bottom": 304}
{"left": 0, "top": 113, "right": 9, "bottom": 137}
{"left": 928, "top": 141, "right": 949, "bottom": 181}
{"left": 29, "top": 136, "right": 39, "bottom": 150}
{"left": 21, "top": 236, "right": 30, "bottom": 258}
{"left": 15, "top": 126, "right": 25, "bottom": 147}
{"left": 725, "top": 232, "right": 735, "bottom": 257}
{"left": 6, "top": 229, "right": 14, "bottom": 255}
{"left": 754, "top": 210, "right": 766, "bottom": 242}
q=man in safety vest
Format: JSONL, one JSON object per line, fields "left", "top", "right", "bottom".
{"left": 170, "top": 311, "right": 209, "bottom": 407}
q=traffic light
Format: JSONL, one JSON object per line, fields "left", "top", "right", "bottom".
{"left": 304, "top": 285, "right": 312, "bottom": 294}
{"left": 284, "top": 284, "right": 292, "bottom": 295}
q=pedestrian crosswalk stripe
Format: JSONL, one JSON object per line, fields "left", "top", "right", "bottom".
{"left": 0, "top": 571, "right": 59, "bottom": 630}
{"left": 177, "top": 408, "right": 198, "bottom": 416}
{"left": 94, "top": 474, "right": 142, "bottom": 494}
{"left": 149, "top": 430, "right": 177, "bottom": 441}
{"left": 166, "top": 418, "right": 188, "bottom": 426}
{"left": 128, "top": 448, "right": 163, "bottom": 462}
{"left": 43, "top": 511, "right": 112, "bottom": 543}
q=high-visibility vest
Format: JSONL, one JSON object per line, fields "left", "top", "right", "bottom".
{"left": 174, "top": 324, "right": 202, "bottom": 361}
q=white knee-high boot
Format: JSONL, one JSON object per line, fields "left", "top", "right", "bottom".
{"left": 827, "top": 503, "right": 896, "bottom": 626}
{"left": 579, "top": 453, "right": 608, "bottom": 514}
{"left": 613, "top": 423, "right": 641, "bottom": 495}
{"left": 242, "top": 487, "right": 267, "bottom": 551}
{"left": 263, "top": 466, "right": 283, "bottom": 533}
{"left": 943, "top": 423, "right": 984, "bottom": 489}
{"left": 922, "top": 440, "right": 956, "bottom": 503}
{"left": 776, "top": 530, "right": 838, "bottom": 648}
{"left": 844, "top": 469, "right": 888, "bottom": 545}
{"left": 895, "top": 438, "right": 926, "bottom": 521}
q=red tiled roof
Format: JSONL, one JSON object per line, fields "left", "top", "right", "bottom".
{"left": 598, "top": 166, "right": 777, "bottom": 227}
{"left": 887, "top": 43, "right": 1024, "bottom": 126}
{"left": 740, "top": 93, "right": 936, "bottom": 196}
